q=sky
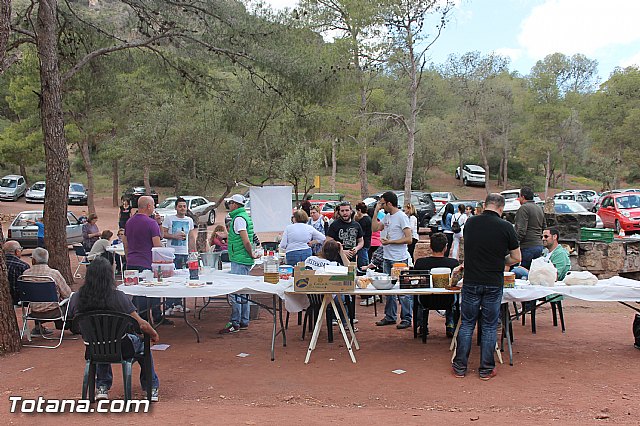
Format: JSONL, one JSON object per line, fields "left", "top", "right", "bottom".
{"left": 259, "top": 0, "right": 640, "bottom": 81}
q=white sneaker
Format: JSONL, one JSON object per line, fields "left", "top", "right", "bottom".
{"left": 164, "top": 308, "right": 174, "bottom": 316}
{"left": 353, "top": 318, "right": 359, "bottom": 324}
{"left": 96, "top": 386, "right": 108, "bottom": 400}
{"left": 172, "top": 305, "right": 190, "bottom": 313}
{"left": 151, "top": 387, "right": 159, "bottom": 402}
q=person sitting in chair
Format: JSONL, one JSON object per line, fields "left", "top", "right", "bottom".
{"left": 87, "top": 230, "right": 114, "bottom": 261}
{"left": 21, "top": 247, "right": 72, "bottom": 336}
{"left": 68, "top": 257, "right": 161, "bottom": 402}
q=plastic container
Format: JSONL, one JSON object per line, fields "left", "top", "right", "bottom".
{"left": 503, "top": 271, "right": 516, "bottom": 288}
{"left": 279, "top": 265, "right": 294, "bottom": 280}
{"left": 263, "top": 251, "right": 280, "bottom": 284}
{"left": 152, "top": 247, "right": 175, "bottom": 264}
{"left": 580, "top": 227, "right": 614, "bottom": 243}
{"left": 188, "top": 252, "right": 199, "bottom": 280}
{"left": 431, "top": 267, "right": 451, "bottom": 288}
{"left": 152, "top": 262, "right": 175, "bottom": 278}
{"left": 391, "top": 263, "right": 408, "bottom": 283}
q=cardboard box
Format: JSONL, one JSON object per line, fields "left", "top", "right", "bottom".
{"left": 293, "top": 262, "right": 355, "bottom": 292}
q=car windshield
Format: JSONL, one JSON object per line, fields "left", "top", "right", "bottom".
{"left": 555, "top": 202, "right": 588, "bottom": 213}
{"left": 14, "top": 212, "right": 41, "bottom": 226}
{"left": 615, "top": 195, "right": 640, "bottom": 209}
{"left": 157, "top": 199, "right": 176, "bottom": 208}
{"left": 503, "top": 192, "right": 519, "bottom": 200}
{"left": 70, "top": 184, "right": 84, "bottom": 192}
{"left": 31, "top": 183, "right": 46, "bottom": 191}
{"left": 1, "top": 178, "right": 17, "bottom": 188}
{"left": 431, "top": 192, "right": 449, "bottom": 199}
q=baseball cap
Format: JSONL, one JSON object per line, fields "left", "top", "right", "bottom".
{"left": 229, "top": 194, "right": 246, "bottom": 205}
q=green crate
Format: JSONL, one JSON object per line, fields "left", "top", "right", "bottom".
{"left": 580, "top": 227, "right": 614, "bottom": 243}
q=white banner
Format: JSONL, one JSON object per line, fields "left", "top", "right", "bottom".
{"left": 250, "top": 186, "right": 293, "bottom": 233}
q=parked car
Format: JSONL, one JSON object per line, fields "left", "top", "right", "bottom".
{"left": 25, "top": 181, "right": 46, "bottom": 203}
{"left": 155, "top": 196, "right": 217, "bottom": 225}
{"left": 8, "top": 210, "right": 83, "bottom": 248}
{"left": 455, "top": 164, "right": 486, "bottom": 187}
{"left": 431, "top": 191, "right": 459, "bottom": 211}
{"left": 576, "top": 189, "right": 599, "bottom": 203}
{"left": 554, "top": 190, "right": 595, "bottom": 212}
{"left": 501, "top": 189, "right": 542, "bottom": 211}
{"left": 68, "top": 182, "right": 88, "bottom": 205}
{"left": 365, "top": 191, "right": 437, "bottom": 228}
{"left": 0, "top": 174, "right": 27, "bottom": 201}
{"left": 310, "top": 200, "right": 337, "bottom": 220}
{"left": 597, "top": 192, "right": 640, "bottom": 234}
{"left": 428, "top": 200, "right": 483, "bottom": 234}
{"left": 553, "top": 200, "right": 603, "bottom": 228}
{"left": 122, "top": 187, "right": 159, "bottom": 208}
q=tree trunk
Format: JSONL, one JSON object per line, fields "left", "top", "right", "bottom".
{"left": 112, "top": 159, "right": 119, "bottom": 207}
{"left": 19, "top": 162, "right": 27, "bottom": 183}
{"left": 544, "top": 150, "right": 551, "bottom": 199}
{"left": 330, "top": 138, "right": 337, "bottom": 193}
{"left": 143, "top": 163, "right": 151, "bottom": 195}
{"left": 497, "top": 156, "right": 504, "bottom": 187}
{"left": 0, "top": 0, "right": 13, "bottom": 74}
{"left": 478, "top": 129, "right": 491, "bottom": 194}
{"left": 503, "top": 140, "right": 509, "bottom": 190}
{"left": 0, "top": 254, "right": 21, "bottom": 355}
{"left": 78, "top": 138, "right": 96, "bottom": 215}
{"left": 359, "top": 146, "right": 368, "bottom": 199}
{"left": 37, "top": 0, "right": 74, "bottom": 285}
{"left": 458, "top": 153, "right": 464, "bottom": 187}
{"left": 404, "top": 52, "right": 418, "bottom": 202}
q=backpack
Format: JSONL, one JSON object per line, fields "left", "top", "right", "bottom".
{"left": 451, "top": 213, "right": 462, "bottom": 234}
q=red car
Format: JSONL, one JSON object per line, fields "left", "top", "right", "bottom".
{"left": 597, "top": 192, "right": 640, "bottom": 233}
{"left": 310, "top": 200, "right": 337, "bottom": 220}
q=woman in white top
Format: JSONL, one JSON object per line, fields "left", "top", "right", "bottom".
{"left": 304, "top": 239, "right": 350, "bottom": 270}
{"left": 307, "top": 206, "right": 328, "bottom": 255}
{"left": 403, "top": 203, "right": 419, "bottom": 261}
{"left": 280, "top": 209, "right": 327, "bottom": 266}
{"left": 450, "top": 204, "right": 468, "bottom": 260}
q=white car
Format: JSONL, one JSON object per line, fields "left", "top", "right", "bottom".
{"left": 155, "top": 196, "right": 217, "bottom": 225}
{"left": 0, "top": 174, "right": 27, "bottom": 201}
{"left": 554, "top": 190, "right": 596, "bottom": 212}
{"left": 431, "top": 191, "right": 459, "bottom": 210}
{"left": 25, "top": 181, "right": 46, "bottom": 203}
{"left": 455, "top": 164, "right": 486, "bottom": 187}
{"left": 501, "top": 189, "right": 542, "bottom": 211}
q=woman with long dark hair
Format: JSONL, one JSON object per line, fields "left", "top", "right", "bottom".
{"left": 442, "top": 203, "right": 455, "bottom": 258}
{"left": 68, "top": 257, "right": 161, "bottom": 401}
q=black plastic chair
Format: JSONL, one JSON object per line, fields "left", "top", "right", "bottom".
{"left": 17, "top": 277, "right": 73, "bottom": 349}
{"left": 73, "top": 245, "right": 90, "bottom": 278}
{"left": 415, "top": 294, "right": 457, "bottom": 343}
{"left": 74, "top": 311, "right": 152, "bottom": 402}
{"left": 520, "top": 296, "right": 566, "bottom": 334}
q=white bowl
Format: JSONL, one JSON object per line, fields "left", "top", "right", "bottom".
{"left": 370, "top": 275, "right": 394, "bottom": 290}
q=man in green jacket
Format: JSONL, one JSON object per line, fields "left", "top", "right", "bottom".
{"left": 220, "top": 194, "right": 258, "bottom": 334}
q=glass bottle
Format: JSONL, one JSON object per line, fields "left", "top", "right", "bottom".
{"left": 263, "top": 251, "right": 280, "bottom": 284}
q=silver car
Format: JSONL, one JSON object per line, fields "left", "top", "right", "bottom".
{"left": 0, "top": 175, "right": 27, "bottom": 201}
{"left": 7, "top": 210, "right": 83, "bottom": 248}
{"left": 25, "top": 181, "right": 46, "bottom": 203}
{"left": 155, "top": 196, "right": 217, "bottom": 225}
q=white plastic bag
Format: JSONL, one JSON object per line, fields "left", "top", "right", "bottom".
{"left": 528, "top": 257, "right": 557, "bottom": 286}
{"left": 564, "top": 270, "right": 598, "bottom": 286}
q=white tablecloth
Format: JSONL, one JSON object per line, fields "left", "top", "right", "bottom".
{"left": 118, "top": 269, "right": 290, "bottom": 299}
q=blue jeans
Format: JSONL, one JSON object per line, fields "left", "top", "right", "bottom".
{"left": 166, "top": 254, "right": 189, "bottom": 308}
{"left": 286, "top": 248, "right": 312, "bottom": 266}
{"left": 512, "top": 266, "right": 529, "bottom": 280}
{"left": 96, "top": 333, "right": 160, "bottom": 390}
{"left": 357, "top": 248, "right": 369, "bottom": 269}
{"left": 230, "top": 262, "right": 251, "bottom": 328}
{"left": 129, "top": 265, "right": 162, "bottom": 323}
{"left": 382, "top": 258, "right": 412, "bottom": 323}
{"left": 452, "top": 284, "right": 503, "bottom": 376}
{"left": 520, "top": 246, "right": 543, "bottom": 270}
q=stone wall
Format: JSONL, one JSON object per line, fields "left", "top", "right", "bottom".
{"left": 577, "top": 239, "right": 640, "bottom": 278}
{"left": 502, "top": 212, "right": 597, "bottom": 242}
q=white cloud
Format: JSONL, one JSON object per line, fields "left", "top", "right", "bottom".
{"left": 620, "top": 51, "right": 640, "bottom": 69}
{"left": 517, "top": 0, "right": 640, "bottom": 59}
{"left": 494, "top": 48, "right": 523, "bottom": 62}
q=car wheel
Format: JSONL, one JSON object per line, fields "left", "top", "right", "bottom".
{"left": 207, "top": 210, "right": 216, "bottom": 226}
{"left": 463, "top": 177, "right": 468, "bottom": 186}
{"left": 615, "top": 220, "right": 621, "bottom": 233}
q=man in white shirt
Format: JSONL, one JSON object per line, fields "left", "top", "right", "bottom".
{"left": 161, "top": 197, "right": 194, "bottom": 314}
{"left": 371, "top": 191, "right": 413, "bottom": 329}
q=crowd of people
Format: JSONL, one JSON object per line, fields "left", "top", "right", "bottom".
{"left": 5, "top": 184, "right": 625, "bottom": 405}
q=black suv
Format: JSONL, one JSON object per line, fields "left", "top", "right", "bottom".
{"left": 122, "top": 187, "right": 159, "bottom": 208}
{"left": 364, "top": 191, "right": 436, "bottom": 229}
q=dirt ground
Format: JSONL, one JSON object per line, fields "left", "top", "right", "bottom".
{"left": 1, "top": 194, "right": 639, "bottom": 424}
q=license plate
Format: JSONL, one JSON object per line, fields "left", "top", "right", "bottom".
{"left": 22, "top": 232, "right": 36, "bottom": 237}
